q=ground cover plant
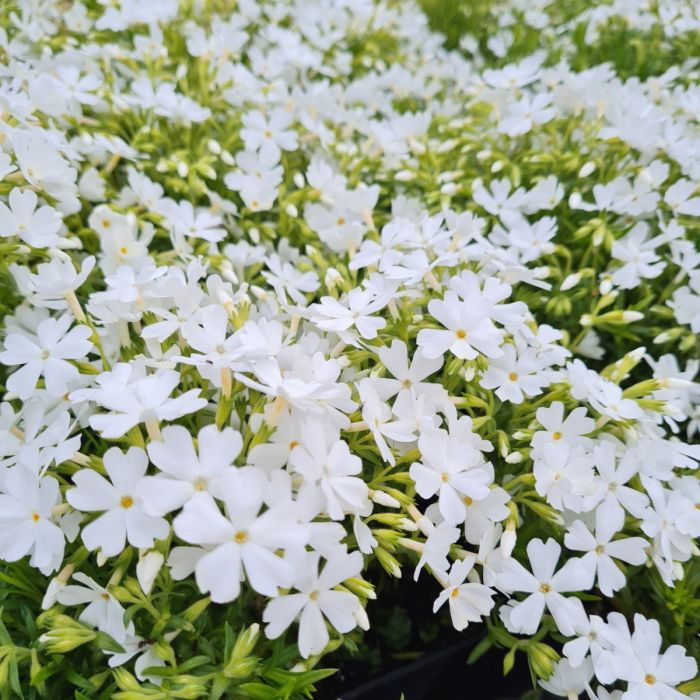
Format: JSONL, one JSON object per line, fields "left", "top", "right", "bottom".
{"left": 0, "top": 0, "right": 698, "bottom": 698}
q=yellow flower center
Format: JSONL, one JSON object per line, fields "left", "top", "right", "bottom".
{"left": 32, "top": 512, "right": 40, "bottom": 522}
{"left": 508, "top": 372, "right": 518, "bottom": 381}
{"left": 120, "top": 495, "right": 134, "bottom": 509}
{"left": 193, "top": 477, "right": 208, "bottom": 492}
{"left": 539, "top": 583, "right": 551, "bottom": 593}
{"left": 450, "top": 587, "right": 460, "bottom": 598}
{"left": 234, "top": 531, "right": 248, "bottom": 544}
{"left": 552, "top": 431, "right": 562, "bottom": 440}
{"left": 463, "top": 496, "right": 473, "bottom": 506}
{"left": 455, "top": 329, "right": 466, "bottom": 339}
{"left": 645, "top": 675, "right": 655, "bottom": 685}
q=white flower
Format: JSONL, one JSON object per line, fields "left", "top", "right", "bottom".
{"left": 288, "top": 419, "right": 369, "bottom": 520}
{"left": 310, "top": 288, "right": 387, "bottom": 340}
{"left": 410, "top": 426, "right": 491, "bottom": 524}
{"left": 0, "top": 315, "right": 92, "bottom": 400}
{"left": 56, "top": 573, "right": 132, "bottom": 643}
{"left": 374, "top": 339, "right": 444, "bottom": 403}
{"left": 539, "top": 657, "right": 594, "bottom": 699}
{"left": 533, "top": 441, "right": 596, "bottom": 513}
{"left": 603, "top": 613, "right": 697, "bottom": 699}
{"left": 417, "top": 290, "right": 504, "bottom": 360}
{"left": 67, "top": 447, "right": 169, "bottom": 557}
{"left": 105, "top": 635, "right": 165, "bottom": 684}
{"left": 358, "top": 378, "right": 416, "bottom": 466}
{"left": 564, "top": 499, "right": 648, "bottom": 597}
{"left": 240, "top": 108, "right": 298, "bottom": 160}
{"left": 173, "top": 468, "right": 308, "bottom": 602}
{"left": 138, "top": 424, "right": 243, "bottom": 515}
{"left": 432, "top": 557, "right": 495, "bottom": 631}
{"left": 0, "top": 188, "right": 62, "bottom": 247}
{"left": 11, "top": 255, "right": 95, "bottom": 312}
{"left": 531, "top": 402, "right": 594, "bottom": 457}
{"left": 664, "top": 178, "right": 700, "bottom": 216}
{"left": 263, "top": 551, "right": 363, "bottom": 658}
{"left": 497, "top": 538, "right": 589, "bottom": 636}
{"left": 71, "top": 365, "right": 207, "bottom": 438}
{"left": 414, "top": 521, "right": 460, "bottom": 581}
{"left": 479, "top": 343, "right": 550, "bottom": 404}
{"left": 0, "top": 466, "right": 64, "bottom": 574}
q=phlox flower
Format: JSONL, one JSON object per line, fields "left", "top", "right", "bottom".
{"left": 173, "top": 468, "right": 308, "bottom": 603}
{"left": 0, "top": 466, "right": 64, "bottom": 574}
{"left": 67, "top": 447, "right": 169, "bottom": 557}
{"left": 138, "top": 424, "right": 243, "bottom": 516}
{"left": 497, "top": 538, "right": 589, "bottom": 636}
{"left": 432, "top": 556, "right": 496, "bottom": 631}
{"left": 263, "top": 551, "right": 364, "bottom": 658}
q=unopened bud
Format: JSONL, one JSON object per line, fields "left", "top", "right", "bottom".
{"left": 560, "top": 272, "right": 582, "bottom": 291}
{"left": 371, "top": 490, "right": 401, "bottom": 508}
{"left": 578, "top": 161, "right": 596, "bottom": 177}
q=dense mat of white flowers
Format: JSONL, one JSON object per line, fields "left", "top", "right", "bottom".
{"left": 0, "top": 0, "right": 698, "bottom": 698}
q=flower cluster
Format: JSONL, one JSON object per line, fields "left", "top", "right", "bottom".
{"left": 0, "top": 0, "right": 698, "bottom": 698}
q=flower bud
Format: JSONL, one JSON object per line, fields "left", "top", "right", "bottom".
{"left": 293, "top": 172, "right": 305, "bottom": 188}
{"left": 136, "top": 550, "right": 164, "bottom": 595}
{"left": 324, "top": 266, "right": 343, "bottom": 290}
{"left": 500, "top": 520, "right": 516, "bottom": 558}
{"left": 560, "top": 272, "right": 582, "bottom": 291}
{"left": 371, "top": 489, "right": 401, "bottom": 508}
{"left": 224, "top": 623, "right": 261, "bottom": 679}
{"left": 578, "top": 161, "right": 596, "bottom": 177}
{"left": 528, "top": 642, "right": 560, "bottom": 680}
{"left": 375, "top": 547, "right": 402, "bottom": 578}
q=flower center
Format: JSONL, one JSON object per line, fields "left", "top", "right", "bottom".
{"left": 450, "top": 587, "right": 460, "bottom": 598}
{"left": 455, "top": 329, "right": 466, "bottom": 339}
{"left": 119, "top": 246, "right": 128, "bottom": 255}
{"left": 120, "top": 495, "right": 134, "bottom": 509}
{"left": 463, "top": 496, "right": 473, "bottom": 506}
{"left": 508, "top": 372, "right": 518, "bottom": 381}
{"left": 441, "top": 472, "right": 449, "bottom": 482}
{"left": 289, "top": 440, "right": 299, "bottom": 449}
{"left": 193, "top": 477, "right": 208, "bottom": 492}
{"left": 101, "top": 593, "right": 110, "bottom": 600}
{"left": 539, "top": 583, "right": 551, "bottom": 593}
{"left": 595, "top": 544, "right": 604, "bottom": 554}
{"left": 552, "top": 431, "right": 562, "bottom": 440}
{"left": 309, "top": 590, "right": 319, "bottom": 601}
{"left": 234, "top": 531, "right": 248, "bottom": 544}
{"left": 645, "top": 675, "right": 656, "bottom": 685}
{"left": 40, "top": 349, "right": 50, "bottom": 360}
{"left": 32, "top": 512, "right": 40, "bottom": 522}
{"left": 336, "top": 217, "right": 346, "bottom": 226}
